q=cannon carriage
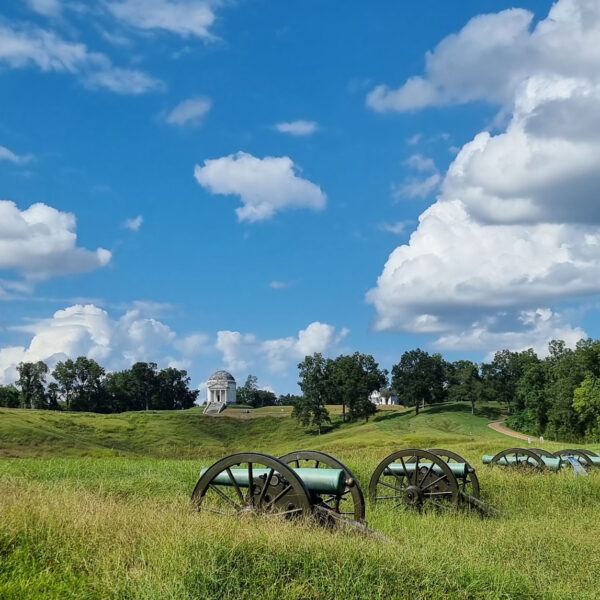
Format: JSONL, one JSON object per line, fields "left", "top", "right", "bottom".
{"left": 483, "top": 447, "right": 600, "bottom": 470}
{"left": 191, "top": 450, "right": 365, "bottom": 527}
{"left": 368, "top": 448, "right": 493, "bottom": 515}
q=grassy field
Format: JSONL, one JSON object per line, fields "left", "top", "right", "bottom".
{"left": 1, "top": 403, "right": 600, "bottom": 599}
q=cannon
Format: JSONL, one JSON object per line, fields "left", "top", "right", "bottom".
{"left": 482, "top": 448, "right": 561, "bottom": 470}
{"left": 553, "top": 448, "right": 600, "bottom": 467}
{"left": 191, "top": 451, "right": 366, "bottom": 528}
{"left": 483, "top": 447, "right": 600, "bottom": 470}
{"left": 368, "top": 448, "right": 493, "bottom": 515}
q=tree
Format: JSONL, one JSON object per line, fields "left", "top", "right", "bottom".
{"left": 573, "top": 376, "right": 600, "bottom": 439}
{"left": 391, "top": 349, "right": 447, "bottom": 415}
{"left": 16, "top": 361, "right": 49, "bottom": 409}
{"left": 52, "top": 359, "right": 76, "bottom": 410}
{"left": 46, "top": 382, "right": 61, "bottom": 410}
{"left": 0, "top": 384, "right": 19, "bottom": 408}
{"left": 295, "top": 353, "right": 331, "bottom": 433}
{"left": 277, "top": 393, "right": 302, "bottom": 406}
{"left": 237, "top": 374, "right": 259, "bottom": 406}
{"left": 447, "top": 360, "right": 481, "bottom": 414}
{"left": 327, "top": 353, "right": 387, "bottom": 422}
{"left": 155, "top": 367, "right": 198, "bottom": 410}
{"left": 70, "top": 357, "right": 106, "bottom": 412}
{"left": 130, "top": 362, "right": 158, "bottom": 411}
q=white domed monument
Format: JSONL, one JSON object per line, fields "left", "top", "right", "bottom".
{"left": 203, "top": 370, "right": 237, "bottom": 415}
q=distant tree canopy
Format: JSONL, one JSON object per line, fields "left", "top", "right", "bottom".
{"left": 8, "top": 358, "right": 198, "bottom": 414}
{"left": 7, "top": 336, "right": 600, "bottom": 442}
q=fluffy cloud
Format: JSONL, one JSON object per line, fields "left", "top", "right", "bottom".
{"left": 106, "top": 0, "right": 216, "bottom": 39}
{"left": 275, "top": 120, "right": 319, "bottom": 136}
{"left": 166, "top": 97, "right": 211, "bottom": 126}
{"left": 0, "top": 304, "right": 210, "bottom": 384}
{"left": 367, "top": 0, "right": 600, "bottom": 112}
{"left": 194, "top": 151, "right": 326, "bottom": 222}
{"left": 216, "top": 322, "right": 349, "bottom": 374}
{"left": 0, "top": 144, "right": 32, "bottom": 165}
{"left": 0, "top": 23, "right": 161, "bottom": 94}
{"left": 368, "top": 0, "right": 600, "bottom": 353}
{"left": 0, "top": 201, "right": 111, "bottom": 280}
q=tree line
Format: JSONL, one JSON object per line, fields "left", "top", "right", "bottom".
{"left": 0, "top": 357, "right": 198, "bottom": 413}
{"left": 291, "top": 340, "right": 600, "bottom": 442}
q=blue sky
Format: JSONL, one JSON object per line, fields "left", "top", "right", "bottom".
{"left": 2, "top": 0, "right": 600, "bottom": 396}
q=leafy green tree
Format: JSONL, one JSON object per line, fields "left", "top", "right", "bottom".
{"left": 154, "top": 367, "right": 198, "bottom": 410}
{"left": 16, "top": 361, "right": 49, "bottom": 409}
{"left": 0, "top": 384, "right": 19, "bottom": 408}
{"left": 277, "top": 393, "right": 302, "bottom": 406}
{"left": 295, "top": 353, "right": 331, "bottom": 433}
{"left": 447, "top": 360, "right": 481, "bottom": 414}
{"left": 52, "top": 359, "right": 76, "bottom": 410}
{"left": 391, "top": 349, "right": 447, "bottom": 415}
{"left": 573, "top": 376, "right": 600, "bottom": 439}
{"left": 327, "top": 353, "right": 387, "bottom": 422}
{"left": 70, "top": 357, "right": 106, "bottom": 412}
{"left": 46, "top": 382, "right": 61, "bottom": 410}
{"left": 131, "top": 362, "right": 158, "bottom": 411}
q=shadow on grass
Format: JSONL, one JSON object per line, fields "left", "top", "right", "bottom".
{"left": 372, "top": 402, "right": 504, "bottom": 422}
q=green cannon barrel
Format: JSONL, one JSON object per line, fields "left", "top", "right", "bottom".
{"left": 383, "top": 462, "right": 470, "bottom": 478}
{"left": 199, "top": 466, "right": 346, "bottom": 494}
{"left": 482, "top": 455, "right": 561, "bottom": 471}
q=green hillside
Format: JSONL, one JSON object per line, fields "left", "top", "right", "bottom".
{"left": 0, "top": 402, "right": 507, "bottom": 459}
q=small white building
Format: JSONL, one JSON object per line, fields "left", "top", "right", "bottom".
{"left": 370, "top": 388, "right": 398, "bottom": 406}
{"left": 204, "top": 370, "right": 237, "bottom": 414}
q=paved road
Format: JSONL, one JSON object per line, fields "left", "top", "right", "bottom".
{"left": 488, "top": 420, "right": 533, "bottom": 441}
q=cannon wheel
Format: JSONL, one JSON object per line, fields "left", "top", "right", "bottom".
{"left": 279, "top": 450, "right": 366, "bottom": 522}
{"left": 530, "top": 448, "right": 555, "bottom": 459}
{"left": 427, "top": 448, "right": 480, "bottom": 500}
{"left": 369, "top": 448, "right": 459, "bottom": 511}
{"left": 191, "top": 452, "right": 312, "bottom": 518}
{"left": 490, "top": 447, "right": 545, "bottom": 470}
{"left": 579, "top": 449, "right": 599, "bottom": 458}
{"left": 554, "top": 449, "right": 595, "bottom": 466}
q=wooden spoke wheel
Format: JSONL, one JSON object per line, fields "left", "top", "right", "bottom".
{"left": 578, "top": 449, "right": 598, "bottom": 458}
{"left": 191, "top": 452, "right": 312, "bottom": 519}
{"left": 279, "top": 450, "right": 366, "bottom": 522}
{"left": 369, "top": 448, "right": 460, "bottom": 511}
{"left": 426, "top": 448, "right": 480, "bottom": 500}
{"left": 490, "top": 448, "right": 544, "bottom": 470}
{"left": 530, "top": 448, "right": 555, "bottom": 459}
{"left": 554, "top": 449, "right": 595, "bottom": 466}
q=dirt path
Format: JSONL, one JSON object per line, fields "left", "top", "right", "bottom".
{"left": 488, "top": 420, "right": 534, "bottom": 441}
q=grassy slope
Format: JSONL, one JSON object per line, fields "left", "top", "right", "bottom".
{"left": 2, "top": 404, "right": 600, "bottom": 599}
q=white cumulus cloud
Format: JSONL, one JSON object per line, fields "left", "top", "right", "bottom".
{"left": 368, "top": 0, "right": 600, "bottom": 354}
{"left": 0, "top": 304, "right": 210, "bottom": 384}
{"left": 166, "top": 96, "right": 211, "bottom": 126}
{"left": 216, "top": 322, "right": 349, "bottom": 374}
{"left": 24, "top": 0, "right": 62, "bottom": 17}
{"left": 0, "top": 200, "right": 111, "bottom": 280}
{"left": 194, "top": 151, "right": 326, "bottom": 222}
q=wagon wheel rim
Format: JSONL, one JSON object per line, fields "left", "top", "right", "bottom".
{"left": 426, "top": 448, "right": 480, "bottom": 500}
{"left": 490, "top": 447, "right": 544, "bottom": 470}
{"left": 579, "top": 449, "right": 599, "bottom": 457}
{"left": 369, "top": 448, "right": 460, "bottom": 511}
{"left": 279, "top": 450, "right": 366, "bottom": 522}
{"left": 530, "top": 448, "right": 555, "bottom": 459}
{"left": 553, "top": 449, "right": 594, "bottom": 466}
{"left": 191, "top": 452, "right": 312, "bottom": 518}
